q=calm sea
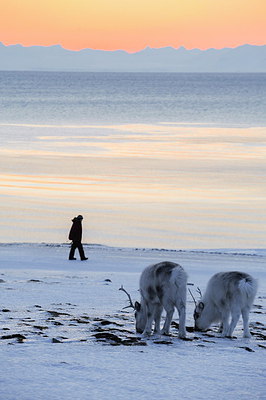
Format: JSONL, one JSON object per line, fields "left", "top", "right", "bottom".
{"left": 0, "top": 71, "right": 266, "bottom": 249}
{"left": 1, "top": 71, "right": 266, "bottom": 126}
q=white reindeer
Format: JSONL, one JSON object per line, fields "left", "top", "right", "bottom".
{"left": 193, "top": 271, "right": 258, "bottom": 338}
{"left": 120, "top": 261, "right": 187, "bottom": 338}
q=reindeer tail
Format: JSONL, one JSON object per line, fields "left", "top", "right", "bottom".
{"left": 238, "top": 276, "right": 258, "bottom": 299}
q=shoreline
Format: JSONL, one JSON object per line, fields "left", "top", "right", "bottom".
{"left": 0, "top": 241, "right": 265, "bottom": 257}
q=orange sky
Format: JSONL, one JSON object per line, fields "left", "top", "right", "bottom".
{"left": 1, "top": 0, "right": 265, "bottom": 52}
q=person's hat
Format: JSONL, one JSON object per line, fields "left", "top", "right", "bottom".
{"left": 77, "top": 215, "right": 83, "bottom": 220}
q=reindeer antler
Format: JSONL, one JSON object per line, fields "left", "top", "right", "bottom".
{"left": 119, "top": 285, "right": 135, "bottom": 309}
{"left": 188, "top": 288, "right": 197, "bottom": 306}
{"left": 196, "top": 287, "right": 202, "bottom": 298}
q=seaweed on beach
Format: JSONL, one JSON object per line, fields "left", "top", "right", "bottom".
{"left": 0, "top": 299, "right": 265, "bottom": 349}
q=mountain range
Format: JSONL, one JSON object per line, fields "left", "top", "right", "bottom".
{"left": 0, "top": 42, "right": 265, "bottom": 72}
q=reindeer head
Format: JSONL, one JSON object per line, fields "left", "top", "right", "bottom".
{"left": 134, "top": 301, "right": 147, "bottom": 334}
{"left": 119, "top": 286, "right": 146, "bottom": 334}
{"left": 193, "top": 301, "right": 206, "bottom": 331}
{"left": 189, "top": 287, "right": 207, "bottom": 331}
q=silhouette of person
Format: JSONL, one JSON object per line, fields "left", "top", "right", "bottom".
{"left": 68, "top": 215, "right": 88, "bottom": 260}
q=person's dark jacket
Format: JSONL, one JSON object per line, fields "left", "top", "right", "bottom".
{"left": 68, "top": 218, "right": 82, "bottom": 242}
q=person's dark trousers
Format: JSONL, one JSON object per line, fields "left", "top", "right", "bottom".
{"left": 69, "top": 241, "right": 86, "bottom": 260}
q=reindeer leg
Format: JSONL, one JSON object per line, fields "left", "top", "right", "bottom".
{"left": 153, "top": 304, "right": 163, "bottom": 334}
{"left": 143, "top": 302, "right": 155, "bottom": 336}
{"left": 241, "top": 307, "right": 251, "bottom": 338}
{"left": 161, "top": 304, "right": 174, "bottom": 335}
{"left": 220, "top": 307, "right": 230, "bottom": 337}
{"left": 227, "top": 306, "right": 241, "bottom": 338}
{"left": 176, "top": 301, "right": 186, "bottom": 338}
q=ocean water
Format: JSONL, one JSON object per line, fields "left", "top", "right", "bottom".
{"left": 1, "top": 72, "right": 266, "bottom": 126}
{"left": 0, "top": 71, "right": 266, "bottom": 249}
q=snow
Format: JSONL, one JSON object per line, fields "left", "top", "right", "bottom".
{"left": 0, "top": 244, "right": 265, "bottom": 400}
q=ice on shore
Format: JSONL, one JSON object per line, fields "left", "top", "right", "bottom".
{"left": 0, "top": 244, "right": 265, "bottom": 400}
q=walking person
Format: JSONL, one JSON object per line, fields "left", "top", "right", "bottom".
{"left": 68, "top": 215, "right": 88, "bottom": 260}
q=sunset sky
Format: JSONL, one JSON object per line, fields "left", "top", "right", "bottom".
{"left": 1, "top": 0, "right": 266, "bottom": 52}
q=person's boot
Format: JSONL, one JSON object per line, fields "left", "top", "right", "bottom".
{"left": 81, "top": 257, "right": 88, "bottom": 261}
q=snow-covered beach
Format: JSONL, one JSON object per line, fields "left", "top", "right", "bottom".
{"left": 0, "top": 244, "right": 265, "bottom": 400}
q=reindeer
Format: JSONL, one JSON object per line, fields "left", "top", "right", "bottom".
{"left": 192, "top": 271, "right": 258, "bottom": 338}
{"left": 120, "top": 261, "right": 187, "bottom": 338}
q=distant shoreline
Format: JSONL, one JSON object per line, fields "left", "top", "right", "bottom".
{"left": 1, "top": 43, "right": 265, "bottom": 72}
{"left": 0, "top": 242, "right": 264, "bottom": 258}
